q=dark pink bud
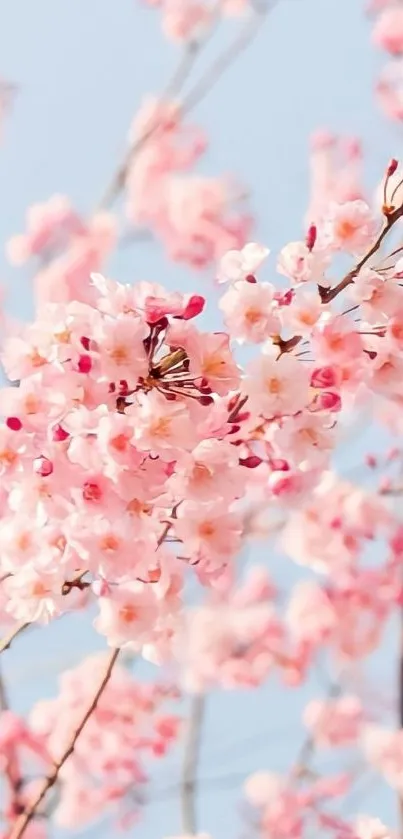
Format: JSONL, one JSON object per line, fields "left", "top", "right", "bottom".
{"left": 305, "top": 223, "right": 317, "bottom": 251}
{"left": 83, "top": 481, "right": 102, "bottom": 502}
{"left": 199, "top": 395, "right": 214, "bottom": 406}
{"left": 245, "top": 274, "right": 257, "bottom": 284}
{"left": 52, "top": 424, "right": 69, "bottom": 442}
{"left": 311, "top": 391, "right": 341, "bottom": 412}
{"left": 239, "top": 455, "right": 262, "bottom": 468}
{"left": 182, "top": 295, "right": 205, "bottom": 320}
{"left": 274, "top": 289, "right": 294, "bottom": 307}
{"left": 365, "top": 453, "right": 377, "bottom": 469}
{"left": 77, "top": 354, "right": 92, "bottom": 374}
{"left": 80, "top": 336, "right": 90, "bottom": 351}
{"left": 33, "top": 456, "right": 53, "bottom": 477}
{"left": 387, "top": 158, "right": 398, "bottom": 177}
{"left": 268, "top": 458, "right": 290, "bottom": 472}
{"left": 310, "top": 366, "right": 338, "bottom": 389}
{"left": 270, "top": 473, "right": 301, "bottom": 497}
{"left": 6, "top": 417, "right": 22, "bottom": 431}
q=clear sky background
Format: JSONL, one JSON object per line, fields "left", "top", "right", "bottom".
{"left": 0, "top": 0, "right": 401, "bottom": 837}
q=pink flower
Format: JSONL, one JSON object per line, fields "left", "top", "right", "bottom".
{"left": 373, "top": 7, "right": 403, "bottom": 55}
{"left": 217, "top": 242, "right": 269, "bottom": 284}
{"left": 279, "top": 289, "right": 323, "bottom": 335}
{"left": 268, "top": 413, "right": 335, "bottom": 469}
{"left": 277, "top": 241, "right": 328, "bottom": 285}
{"left": 169, "top": 439, "right": 245, "bottom": 503}
{"left": 311, "top": 313, "right": 363, "bottom": 365}
{"left": 130, "top": 391, "right": 199, "bottom": 459}
{"left": 303, "top": 695, "right": 363, "bottom": 747}
{"left": 323, "top": 200, "right": 378, "bottom": 254}
{"left": 245, "top": 350, "right": 311, "bottom": 419}
{"left": 175, "top": 501, "right": 242, "bottom": 569}
{"left": 94, "top": 584, "right": 160, "bottom": 648}
{"left": 219, "top": 280, "right": 280, "bottom": 343}
{"left": 96, "top": 316, "right": 148, "bottom": 382}
{"left": 354, "top": 817, "right": 393, "bottom": 839}
{"left": 286, "top": 581, "right": 336, "bottom": 644}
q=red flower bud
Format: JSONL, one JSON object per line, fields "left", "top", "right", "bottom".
{"left": 6, "top": 417, "right": 22, "bottom": 431}
{"left": 387, "top": 158, "right": 398, "bottom": 177}
{"left": 310, "top": 366, "right": 338, "bottom": 389}
{"left": 305, "top": 223, "right": 317, "bottom": 252}
{"left": 77, "top": 354, "right": 92, "bottom": 374}
{"left": 239, "top": 455, "right": 262, "bottom": 468}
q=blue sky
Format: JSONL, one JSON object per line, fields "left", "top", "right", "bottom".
{"left": 0, "top": 0, "right": 401, "bottom": 836}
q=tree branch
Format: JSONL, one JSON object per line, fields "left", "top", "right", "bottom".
{"left": 319, "top": 203, "right": 403, "bottom": 304}
{"left": 181, "top": 693, "right": 206, "bottom": 835}
{"left": 8, "top": 648, "right": 120, "bottom": 839}
{"left": 0, "top": 623, "right": 29, "bottom": 656}
{"left": 98, "top": 3, "right": 272, "bottom": 211}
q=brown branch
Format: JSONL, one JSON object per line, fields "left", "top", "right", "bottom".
{"left": 0, "top": 664, "right": 25, "bottom": 822}
{"left": 8, "top": 648, "right": 120, "bottom": 839}
{"left": 319, "top": 204, "right": 403, "bottom": 304}
{"left": 0, "top": 623, "right": 29, "bottom": 655}
{"left": 181, "top": 693, "right": 206, "bottom": 835}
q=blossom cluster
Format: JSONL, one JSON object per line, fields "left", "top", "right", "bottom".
{"left": 0, "top": 654, "right": 180, "bottom": 834}
{"left": 126, "top": 97, "right": 251, "bottom": 268}
{"left": 370, "top": 0, "right": 403, "bottom": 121}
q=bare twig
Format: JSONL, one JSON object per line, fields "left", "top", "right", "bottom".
{"left": 181, "top": 693, "right": 206, "bottom": 835}
{"left": 180, "top": 3, "right": 269, "bottom": 119}
{"left": 98, "top": 3, "right": 272, "bottom": 211}
{"left": 0, "top": 664, "right": 25, "bottom": 821}
{"left": 8, "top": 648, "right": 120, "bottom": 839}
{"left": 0, "top": 623, "right": 29, "bottom": 656}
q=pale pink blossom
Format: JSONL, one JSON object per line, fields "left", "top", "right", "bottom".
{"left": 217, "top": 242, "right": 269, "bottom": 284}
{"left": 323, "top": 200, "right": 378, "bottom": 254}
{"left": 372, "top": 6, "right": 403, "bottom": 54}
{"left": 245, "top": 350, "right": 311, "bottom": 419}
{"left": 277, "top": 241, "right": 328, "bottom": 285}
{"left": 303, "top": 695, "right": 363, "bottom": 747}
{"left": 219, "top": 280, "right": 280, "bottom": 343}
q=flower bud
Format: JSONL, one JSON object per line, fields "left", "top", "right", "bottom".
{"left": 33, "top": 456, "right": 53, "bottom": 477}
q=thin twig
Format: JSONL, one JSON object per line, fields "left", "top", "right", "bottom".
{"left": 97, "top": 24, "right": 213, "bottom": 212}
{"left": 0, "top": 623, "right": 29, "bottom": 655}
{"left": 0, "top": 664, "right": 25, "bottom": 822}
{"left": 98, "top": 3, "right": 271, "bottom": 211}
{"left": 180, "top": 3, "right": 269, "bottom": 119}
{"left": 8, "top": 648, "right": 120, "bottom": 839}
{"left": 181, "top": 693, "right": 206, "bottom": 835}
